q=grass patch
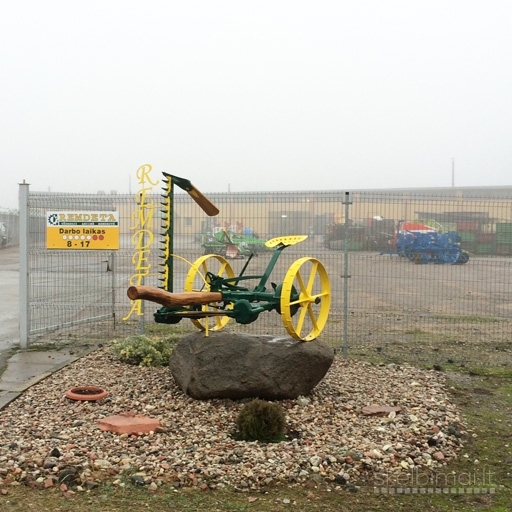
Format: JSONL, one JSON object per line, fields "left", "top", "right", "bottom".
{"left": 23, "top": 342, "right": 63, "bottom": 351}
{"left": 403, "top": 328, "right": 436, "bottom": 340}
{"left": 435, "top": 314, "right": 501, "bottom": 324}
{"left": 144, "top": 323, "right": 196, "bottom": 336}
{"left": 1, "top": 471, "right": 510, "bottom": 511}
{"left": 455, "top": 367, "right": 512, "bottom": 378}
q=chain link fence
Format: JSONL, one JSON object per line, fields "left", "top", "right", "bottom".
{"left": 19, "top": 185, "right": 512, "bottom": 369}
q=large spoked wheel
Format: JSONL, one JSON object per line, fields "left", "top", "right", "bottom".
{"left": 280, "top": 257, "right": 331, "bottom": 341}
{"left": 184, "top": 254, "right": 235, "bottom": 331}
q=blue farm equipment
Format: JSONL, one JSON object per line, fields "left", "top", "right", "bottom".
{"left": 384, "top": 222, "right": 469, "bottom": 264}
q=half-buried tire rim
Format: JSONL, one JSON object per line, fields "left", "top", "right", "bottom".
{"left": 65, "top": 386, "right": 108, "bottom": 401}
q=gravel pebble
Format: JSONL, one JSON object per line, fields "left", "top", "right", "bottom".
{"left": 0, "top": 349, "right": 464, "bottom": 490}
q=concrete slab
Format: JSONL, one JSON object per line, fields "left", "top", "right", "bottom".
{"left": 0, "top": 350, "right": 79, "bottom": 391}
{"left": 0, "top": 349, "right": 82, "bottom": 403}
{"left": 0, "top": 390, "right": 21, "bottom": 409}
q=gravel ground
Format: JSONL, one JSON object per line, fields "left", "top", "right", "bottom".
{"left": 0, "top": 349, "right": 465, "bottom": 492}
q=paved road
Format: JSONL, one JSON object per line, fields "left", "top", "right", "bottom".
{"left": 0, "top": 246, "right": 19, "bottom": 352}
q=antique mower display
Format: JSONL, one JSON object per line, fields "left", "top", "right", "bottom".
{"left": 129, "top": 235, "right": 331, "bottom": 341}
{"left": 127, "top": 173, "right": 331, "bottom": 341}
{"left": 384, "top": 221, "right": 469, "bottom": 264}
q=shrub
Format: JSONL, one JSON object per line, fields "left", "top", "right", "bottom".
{"left": 109, "top": 334, "right": 177, "bottom": 367}
{"left": 236, "top": 399, "right": 286, "bottom": 443}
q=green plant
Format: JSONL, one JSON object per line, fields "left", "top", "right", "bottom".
{"left": 235, "top": 399, "right": 286, "bottom": 443}
{"left": 109, "top": 334, "right": 177, "bottom": 367}
{"left": 144, "top": 323, "right": 196, "bottom": 336}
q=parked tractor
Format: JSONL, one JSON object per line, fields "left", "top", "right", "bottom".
{"left": 384, "top": 221, "right": 469, "bottom": 264}
{"left": 324, "top": 218, "right": 395, "bottom": 251}
{"left": 201, "top": 228, "right": 270, "bottom": 258}
{"left": 0, "top": 222, "right": 7, "bottom": 247}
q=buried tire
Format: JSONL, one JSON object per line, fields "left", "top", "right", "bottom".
{"left": 65, "top": 386, "right": 108, "bottom": 401}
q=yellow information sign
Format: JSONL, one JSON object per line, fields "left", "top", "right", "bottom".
{"left": 46, "top": 211, "right": 120, "bottom": 250}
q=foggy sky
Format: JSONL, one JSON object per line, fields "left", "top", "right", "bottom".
{"left": 1, "top": 0, "right": 511, "bottom": 209}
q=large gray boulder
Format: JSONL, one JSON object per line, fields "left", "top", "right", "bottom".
{"left": 169, "top": 332, "right": 334, "bottom": 400}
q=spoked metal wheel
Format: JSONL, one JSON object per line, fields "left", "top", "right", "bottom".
{"left": 184, "top": 254, "right": 234, "bottom": 331}
{"left": 280, "top": 257, "right": 331, "bottom": 341}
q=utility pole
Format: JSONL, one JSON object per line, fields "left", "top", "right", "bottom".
{"left": 451, "top": 158, "right": 455, "bottom": 187}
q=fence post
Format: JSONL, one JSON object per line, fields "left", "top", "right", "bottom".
{"left": 110, "top": 251, "right": 116, "bottom": 329}
{"left": 19, "top": 180, "right": 30, "bottom": 348}
{"left": 341, "top": 191, "right": 352, "bottom": 358}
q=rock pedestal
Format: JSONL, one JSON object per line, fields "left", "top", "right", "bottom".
{"left": 169, "top": 332, "right": 335, "bottom": 400}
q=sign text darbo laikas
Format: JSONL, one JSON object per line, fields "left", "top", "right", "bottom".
{"left": 46, "top": 211, "right": 120, "bottom": 250}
